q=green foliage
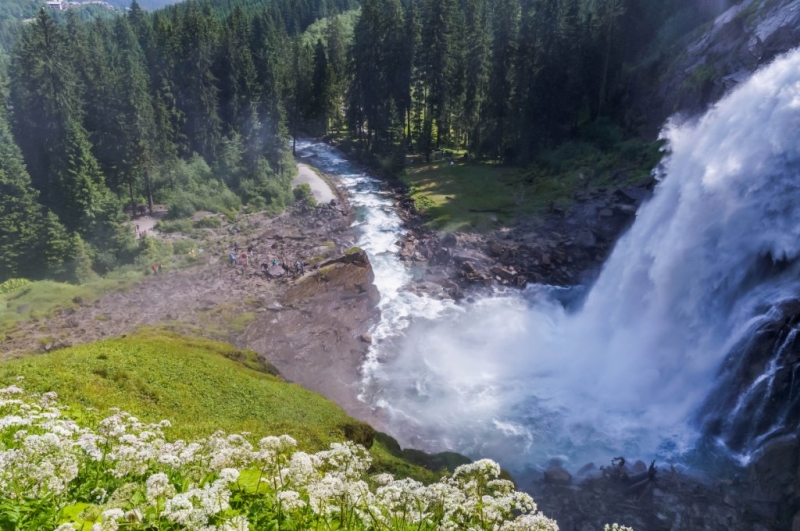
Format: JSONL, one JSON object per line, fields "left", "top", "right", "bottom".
{"left": 170, "top": 238, "right": 200, "bottom": 255}
{"left": 293, "top": 182, "right": 318, "bottom": 207}
{"left": 193, "top": 216, "right": 222, "bottom": 229}
{"left": 301, "top": 9, "right": 359, "bottom": 47}
{"left": 136, "top": 236, "right": 173, "bottom": 267}
{"left": 161, "top": 157, "right": 242, "bottom": 219}
{"left": 67, "top": 234, "right": 99, "bottom": 285}
{"left": 0, "top": 278, "right": 29, "bottom": 294}
{"left": 155, "top": 219, "right": 193, "bottom": 234}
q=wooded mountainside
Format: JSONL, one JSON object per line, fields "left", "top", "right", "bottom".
{"left": 0, "top": 0, "right": 725, "bottom": 284}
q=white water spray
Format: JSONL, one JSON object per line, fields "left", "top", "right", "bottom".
{"left": 301, "top": 49, "right": 800, "bottom": 470}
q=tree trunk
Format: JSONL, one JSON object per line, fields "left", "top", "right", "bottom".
{"left": 145, "top": 170, "right": 154, "bottom": 216}
{"left": 128, "top": 181, "right": 136, "bottom": 219}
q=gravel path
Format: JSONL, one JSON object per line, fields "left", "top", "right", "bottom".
{"left": 292, "top": 163, "right": 337, "bottom": 204}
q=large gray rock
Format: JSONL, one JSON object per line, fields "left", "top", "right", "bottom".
{"left": 544, "top": 466, "right": 572, "bottom": 485}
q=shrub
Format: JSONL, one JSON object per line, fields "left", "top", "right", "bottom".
{"left": 0, "top": 278, "right": 30, "bottom": 294}
{"left": 172, "top": 239, "right": 199, "bottom": 256}
{"left": 155, "top": 219, "right": 193, "bottom": 234}
{"left": 293, "top": 183, "right": 318, "bottom": 207}
{"left": 193, "top": 216, "right": 222, "bottom": 229}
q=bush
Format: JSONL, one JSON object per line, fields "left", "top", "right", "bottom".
{"left": 193, "top": 216, "right": 222, "bottom": 229}
{"left": 293, "top": 183, "right": 317, "bottom": 207}
{"left": 0, "top": 278, "right": 30, "bottom": 294}
{"left": 247, "top": 196, "right": 267, "bottom": 211}
{"left": 136, "top": 236, "right": 173, "bottom": 268}
{"left": 155, "top": 219, "right": 193, "bottom": 234}
{"left": 161, "top": 156, "right": 242, "bottom": 219}
{"left": 172, "top": 239, "right": 199, "bottom": 256}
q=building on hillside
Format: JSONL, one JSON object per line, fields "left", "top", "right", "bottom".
{"left": 46, "top": 0, "right": 65, "bottom": 10}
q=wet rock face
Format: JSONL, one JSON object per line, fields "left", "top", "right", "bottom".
{"left": 698, "top": 300, "right": 800, "bottom": 453}
{"left": 638, "top": 0, "right": 800, "bottom": 132}
{"left": 518, "top": 454, "right": 800, "bottom": 531}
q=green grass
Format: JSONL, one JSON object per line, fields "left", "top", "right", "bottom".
{"left": 401, "top": 161, "right": 531, "bottom": 232}
{"left": 401, "top": 138, "right": 662, "bottom": 232}
{"left": 0, "top": 330, "right": 450, "bottom": 482}
{"left": 0, "top": 272, "right": 144, "bottom": 338}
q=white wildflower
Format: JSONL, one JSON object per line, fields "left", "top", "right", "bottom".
{"left": 218, "top": 515, "right": 250, "bottom": 531}
{"left": 218, "top": 468, "right": 240, "bottom": 484}
{"left": 499, "top": 513, "right": 560, "bottom": 531}
{"left": 276, "top": 490, "right": 306, "bottom": 511}
{"left": 146, "top": 472, "right": 175, "bottom": 502}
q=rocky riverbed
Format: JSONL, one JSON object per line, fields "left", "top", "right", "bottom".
{"left": 388, "top": 177, "right": 655, "bottom": 299}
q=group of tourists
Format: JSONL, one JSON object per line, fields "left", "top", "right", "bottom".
{"left": 227, "top": 241, "right": 306, "bottom": 279}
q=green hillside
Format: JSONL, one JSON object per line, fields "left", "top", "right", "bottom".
{"left": 0, "top": 330, "right": 455, "bottom": 482}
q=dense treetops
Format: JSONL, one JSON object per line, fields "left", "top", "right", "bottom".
{"left": 0, "top": 0, "right": 723, "bottom": 284}
{"left": 344, "top": 0, "right": 723, "bottom": 164}
{"left": 0, "top": 0, "right": 347, "bottom": 283}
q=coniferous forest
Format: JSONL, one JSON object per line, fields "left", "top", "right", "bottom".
{"left": 0, "top": 0, "right": 719, "bottom": 284}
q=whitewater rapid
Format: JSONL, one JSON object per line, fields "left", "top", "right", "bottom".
{"left": 297, "top": 48, "right": 800, "bottom": 471}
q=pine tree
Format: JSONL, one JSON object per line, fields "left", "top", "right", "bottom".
{"left": 111, "top": 16, "right": 158, "bottom": 214}
{"left": 483, "top": 0, "right": 518, "bottom": 159}
{"left": 462, "top": 0, "right": 488, "bottom": 154}
{"left": 174, "top": 3, "right": 222, "bottom": 161}
{"left": 310, "top": 38, "right": 331, "bottom": 133}
{"left": 324, "top": 15, "right": 346, "bottom": 131}
{"left": 56, "top": 118, "right": 132, "bottom": 269}
{"left": 0, "top": 112, "right": 68, "bottom": 281}
{"left": 10, "top": 9, "right": 83, "bottom": 203}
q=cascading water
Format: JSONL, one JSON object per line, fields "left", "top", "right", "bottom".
{"left": 299, "top": 48, "right": 800, "bottom": 471}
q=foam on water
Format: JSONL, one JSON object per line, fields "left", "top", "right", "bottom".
{"left": 297, "top": 48, "right": 800, "bottom": 470}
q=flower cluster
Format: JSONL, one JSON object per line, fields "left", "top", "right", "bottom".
{"left": 0, "top": 385, "right": 621, "bottom": 531}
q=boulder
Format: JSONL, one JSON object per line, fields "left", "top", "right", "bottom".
{"left": 462, "top": 261, "right": 479, "bottom": 275}
{"left": 360, "top": 333, "right": 373, "bottom": 344}
{"left": 490, "top": 265, "right": 516, "bottom": 281}
{"left": 544, "top": 466, "right": 572, "bottom": 485}
{"left": 267, "top": 266, "right": 285, "bottom": 278}
{"left": 488, "top": 241, "right": 505, "bottom": 256}
{"left": 441, "top": 232, "right": 458, "bottom": 248}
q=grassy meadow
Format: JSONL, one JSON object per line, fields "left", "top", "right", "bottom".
{"left": 400, "top": 137, "right": 663, "bottom": 232}
{"left": 0, "top": 330, "right": 455, "bottom": 483}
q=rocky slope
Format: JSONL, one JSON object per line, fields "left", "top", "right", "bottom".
{"left": 1, "top": 197, "right": 382, "bottom": 421}
{"left": 638, "top": 0, "right": 800, "bottom": 131}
